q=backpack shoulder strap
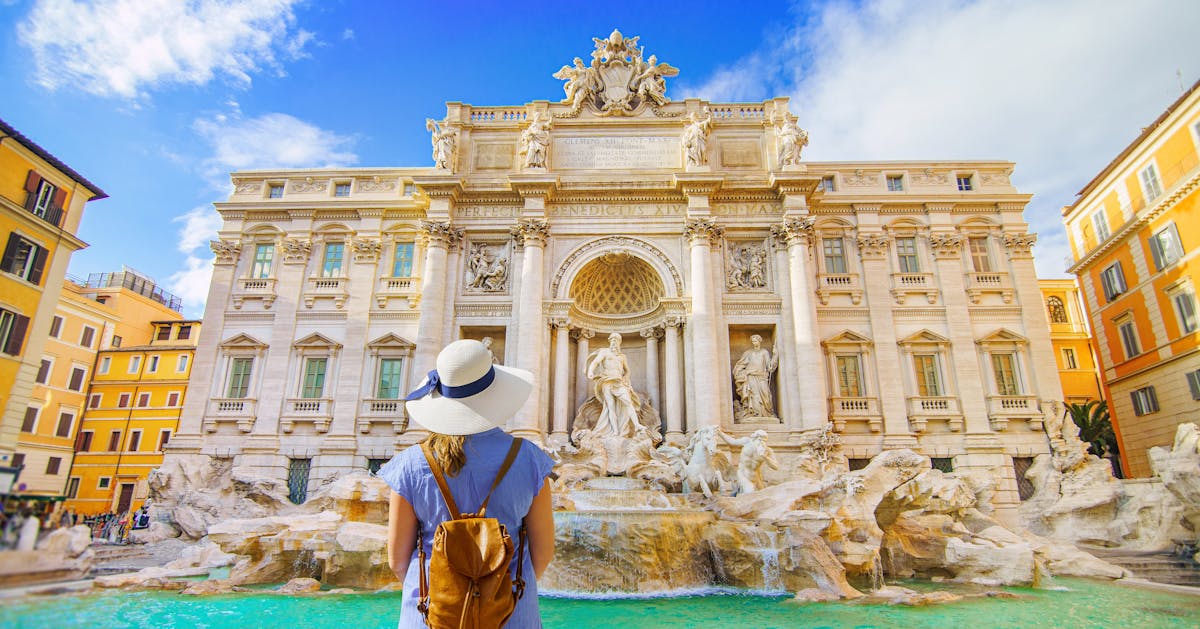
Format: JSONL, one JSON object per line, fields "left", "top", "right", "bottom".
{"left": 420, "top": 441, "right": 462, "bottom": 520}
{"left": 478, "top": 438, "right": 523, "bottom": 516}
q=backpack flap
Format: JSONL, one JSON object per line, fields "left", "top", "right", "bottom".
{"left": 438, "top": 517, "right": 514, "bottom": 579}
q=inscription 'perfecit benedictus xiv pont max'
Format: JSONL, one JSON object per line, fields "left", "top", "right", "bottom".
{"left": 170, "top": 29, "right": 1061, "bottom": 526}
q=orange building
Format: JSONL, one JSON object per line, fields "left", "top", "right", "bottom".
{"left": 1039, "top": 279, "right": 1102, "bottom": 405}
{"left": 1063, "top": 81, "right": 1200, "bottom": 477}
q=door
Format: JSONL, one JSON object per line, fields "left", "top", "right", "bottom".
{"left": 116, "top": 483, "right": 134, "bottom": 513}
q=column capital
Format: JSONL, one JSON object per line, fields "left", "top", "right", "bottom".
{"left": 511, "top": 218, "right": 550, "bottom": 248}
{"left": 351, "top": 237, "right": 383, "bottom": 264}
{"left": 684, "top": 217, "right": 724, "bottom": 246}
{"left": 420, "top": 220, "right": 463, "bottom": 249}
{"left": 210, "top": 239, "right": 242, "bottom": 265}
{"left": 1003, "top": 232, "right": 1037, "bottom": 259}
{"left": 663, "top": 315, "right": 684, "bottom": 328}
{"left": 550, "top": 317, "right": 571, "bottom": 330}
{"left": 928, "top": 232, "right": 965, "bottom": 259}
{"left": 571, "top": 327, "right": 595, "bottom": 340}
{"left": 855, "top": 232, "right": 890, "bottom": 258}
{"left": 280, "top": 237, "right": 312, "bottom": 264}
{"left": 770, "top": 217, "right": 814, "bottom": 248}
{"left": 639, "top": 326, "right": 662, "bottom": 340}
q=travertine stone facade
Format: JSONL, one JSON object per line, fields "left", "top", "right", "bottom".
{"left": 171, "top": 32, "right": 1056, "bottom": 517}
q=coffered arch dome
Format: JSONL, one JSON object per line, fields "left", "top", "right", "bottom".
{"left": 570, "top": 252, "right": 664, "bottom": 316}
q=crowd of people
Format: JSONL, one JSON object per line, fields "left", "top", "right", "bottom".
{"left": 0, "top": 502, "right": 152, "bottom": 550}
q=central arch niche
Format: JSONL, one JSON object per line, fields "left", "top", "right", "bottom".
{"left": 569, "top": 252, "right": 664, "bottom": 317}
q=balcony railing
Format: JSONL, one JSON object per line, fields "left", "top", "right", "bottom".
{"left": 303, "top": 276, "right": 349, "bottom": 309}
{"left": 986, "top": 394, "right": 1041, "bottom": 431}
{"left": 203, "top": 398, "right": 256, "bottom": 433}
{"left": 965, "top": 272, "right": 1013, "bottom": 304}
{"left": 358, "top": 398, "right": 408, "bottom": 434}
{"left": 232, "top": 277, "right": 277, "bottom": 309}
{"left": 281, "top": 398, "right": 333, "bottom": 433}
{"left": 890, "top": 273, "right": 937, "bottom": 304}
{"left": 816, "top": 273, "right": 863, "bottom": 305}
{"left": 906, "top": 396, "right": 963, "bottom": 433}
{"left": 829, "top": 396, "right": 881, "bottom": 432}
{"left": 375, "top": 276, "right": 421, "bottom": 309}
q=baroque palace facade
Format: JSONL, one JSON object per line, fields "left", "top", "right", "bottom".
{"left": 172, "top": 32, "right": 1060, "bottom": 514}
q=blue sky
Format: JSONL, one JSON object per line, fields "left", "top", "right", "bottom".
{"left": 2, "top": 0, "right": 1198, "bottom": 318}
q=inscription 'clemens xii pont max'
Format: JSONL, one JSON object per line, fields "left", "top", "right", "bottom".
{"left": 553, "top": 136, "right": 681, "bottom": 170}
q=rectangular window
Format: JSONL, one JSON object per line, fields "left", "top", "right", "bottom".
{"left": 896, "top": 237, "right": 920, "bottom": 273}
{"left": 377, "top": 358, "right": 404, "bottom": 399}
{"left": 1188, "top": 369, "right": 1200, "bottom": 401}
{"left": 368, "top": 458, "right": 389, "bottom": 474}
{"left": 822, "top": 238, "right": 846, "bottom": 274}
{"left": 930, "top": 457, "right": 954, "bottom": 473}
{"left": 1140, "top": 164, "right": 1164, "bottom": 200}
{"left": 136, "top": 392, "right": 151, "bottom": 407}
{"left": 80, "top": 326, "right": 95, "bottom": 349}
{"left": 1118, "top": 320, "right": 1141, "bottom": 359}
{"left": 111, "top": 335, "right": 121, "bottom": 348}
{"left": 158, "top": 429, "right": 171, "bottom": 450}
{"left": 392, "top": 242, "right": 415, "bottom": 277}
{"left": 403, "top": 183, "right": 415, "bottom": 196}
{"left": 11, "top": 453, "right": 24, "bottom": 469}
{"left": 956, "top": 175, "right": 974, "bottom": 191}
{"left": 177, "top": 355, "right": 189, "bottom": 372}
{"left": 913, "top": 354, "right": 942, "bottom": 396}
{"left": 1174, "top": 290, "right": 1198, "bottom": 334}
{"left": 157, "top": 326, "right": 171, "bottom": 341}
{"left": 55, "top": 411, "right": 74, "bottom": 438}
{"left": 107, "top": 430, "right": 121, "bottom": 451}
{"left": 49, "top": 315, "right": 63, "bottom": 338}
{"left": 302, "top": 357, "right": 328, "bottom": 398}
{"left": 1092, "top": 210, "right": 1111, "bottom": 242}
{"left": 819, "top": 175, "right": 836, "bottom": 192}
{"left": 0, "top": 308, "right": 30, "bottom": 356}
{"left": 147, "top": 355, "right": 159, "bottom": 373}
{"left": 66, "top": 477, "right": 80, "bottom": 498}
{"left": 252, "top": 244, "right": 274, "bottom": 278}
{"left": 167, "top": 391, "right": 180, "bottom": 407}
{"left": 321, "top": 243, "right": 344, "bottom": 277}
{"left": 1100, "top": 262, "right": 1127, "bottom": 301}
{"left": 127, "top": 430, "right": 141, "bottom": 452}
{"left": 1, "top": 233, "right": 48, "bottom": 284}
{"left": 117, "top": 393, "right": 131, "bottom": 408}
{"left": 1130, "top": 386, "right": 1160, "bottom": 416}
{"left": 128, "top": 355, "right": 142, "bottom": 373}
{"left": 886, "top": 175, "right": 904, "bottom": 192}
{"left": 334, "top": 182, "right": 351, "bottom": 197}
{"left": 177, "top": 324, "right": 192, "bottom": 340}
{"left": 227, "top": 357, "right": 253, "bottom": 398}
{"left": 968, "top": 237, "right": 992, "bottom": 272}
{"left": 98, "top": 476, "right": 111, "bottom": 489}
{"left": 268, "top": 184, "right": 284, "bottom": 199}
{"left": 991, "top": 353, "right": 1020, "bottom": 395}
{"left": 30, "top": 178, "right": 58, "bottom": 218}
{"left": 46, "top": 457, "right": 61, "bottom": 475}
{"left": 35, "top": 358, "right": 51, "bottom": 384}
{"left": 287, "top": 458, "right": 312, "bottom": 504}
{"left": 75, "top": 430, "right": 93, "bottom": 452}
{"left": 835, "top": 355, "right": 863, "bottom": 397}
{"left": 21, "top": 406, "right": 38, "bottom": 433}
{"left": 68, "top": 366, "right": 86, "bottom": 391}
{"left": 88, "top": 393, "right": 101, "bottom": 409}
{"left": 1062, "top": 348, "right": 1078, "bottom": 370}
{"left": 1148, "top": 223, "right": 1184, "bottom": 271}
{"left": 98, "top": 355, "right": 111, "bottom": 374}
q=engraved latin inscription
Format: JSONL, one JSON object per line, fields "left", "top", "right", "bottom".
{"left": 554, "top": 136, "right": 681, "bottom": 170}
{"left": 720, "top": 141, "right": 761, "bottom": 168}
{"left": 474, "top": 143, "right": 515, "bottom": 169}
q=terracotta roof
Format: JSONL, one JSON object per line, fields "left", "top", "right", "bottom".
{"left": 0, "top": 117, "right": 108, "bottom": 200}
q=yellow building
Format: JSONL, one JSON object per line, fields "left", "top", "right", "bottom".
{"left": 1064, "top": 80, "right": 1200, "bottom": 477}
{"left": 12, "top": 272, "right": 183, "bottom": 510}
{"left": 65, "top": 317, "right": 197, "bottom": 515}
{"left": 0, "top": 118, "right": 106, "bottom": 489}
{"left": 1039, "top": 279, "right": 1103, "bottom": 405}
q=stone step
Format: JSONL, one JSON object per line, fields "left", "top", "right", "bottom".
{"left": 1084, "top": 549, "right": 1200, "bottom": 587}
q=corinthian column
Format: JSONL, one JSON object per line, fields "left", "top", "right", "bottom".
{"left": 774, "top": 217, "right": 827, "bottom": 431}
{"left": 550, "top": 318, "right": 571, "bottom": 446}
{"left": 574, "top": 328, "right": 593, "bottom": 411}
{"left": 641, "top": 327, "right": 661, "bottom": 413}
{"left": 662, "top": 318, "right": 684, "bottom": 445}
{"left": 510, "top": 218, "right": 549, "bottom": 440}
{"left": 412, "top": 221, "right": 460, "bottom": 379}
{"left": 685, "top": 217, "right": 724, "bottom": 428}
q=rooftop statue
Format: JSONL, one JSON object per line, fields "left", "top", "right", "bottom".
{"left": 425, "top": 117, "right": 458, "bottom": 171}
{"left": 553, "top": 29, "right": 678, "bottom": 116}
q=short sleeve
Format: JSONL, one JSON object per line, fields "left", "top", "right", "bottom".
{"left": 521, "top": 439, "right": 555, "bottom": 492}
{"left": 375, "top": 446, "right": 421, "bottom": 505}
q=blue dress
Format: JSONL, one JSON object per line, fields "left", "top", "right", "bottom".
{"left": 376, "top": 428, "right": 556, "bottom": 629}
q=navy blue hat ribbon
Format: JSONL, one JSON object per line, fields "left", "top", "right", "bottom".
{"left": 405, "top": 366, "right": 496, "bottom": 401}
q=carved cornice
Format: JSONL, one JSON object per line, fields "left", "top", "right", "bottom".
{"left": 1003, "top": 232, "right": 1037, "bottom": 258}
{"left": 233, "top": 180, "right": 261, "bottom": 194}
{"left": 770, "top": 217, "right": 814, "bottom": 248}
{"left": 209, "top": 239, "right": 242, "bottom": 265}
{"left": 351, "top": 237, "right": 383, "bottom": 263}
{"left": 684, "top": 217, "right": 724, "bottom": 246}
{"left": 289, "top": 178, "right": 328, "bottom": 194}
{"left": 511, "top": 218, "right": 550, "bottom": 248}
{"left": 929, "top": 233, "right": 965, "bottom": 259}
{"left": 281, "top": 238, "right": 312, "bottom": 264}
{"left": 356, "top": 176, "right": 397, "bottom": 193}
{"left": 508, "top": 174, "right": 558, "bottom": 199}
{"left": 673, "top": 173, "right": 723, "bottom": 197}
{"left": 855, "top": 233, "right": 890, "bottom": 258}
{"left": 412, "top": 176, "right": 463, "bottom": 200}
{"left": 421, "top": 220, "right": 463, "bottom": 249}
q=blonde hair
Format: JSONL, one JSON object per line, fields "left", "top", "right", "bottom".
{"left": 425, "top": 433, "right": 467, "bottom": 476}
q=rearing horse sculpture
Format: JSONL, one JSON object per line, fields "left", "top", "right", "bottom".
{"left": 680, "top": 426, "right": 730, "bottom": 498}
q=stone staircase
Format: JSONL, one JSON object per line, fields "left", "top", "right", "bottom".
{"left": 1082, "top": 546, "right": 1200, "bottom": 587}
{"left": 89, "top": 543, "right": 155, "bottom": 576}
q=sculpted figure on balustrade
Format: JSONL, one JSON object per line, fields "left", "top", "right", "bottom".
{"left": 553, "top": 30, "right": 678, "bottom": 116}
{"left": 776, "top": 116, "right": 809, "bottom": 167}
{"left": 426, "top": 117, "right": 458, "bottom": 171}
{"left": 520, "top": 112, "right": 551, "bottom": 169}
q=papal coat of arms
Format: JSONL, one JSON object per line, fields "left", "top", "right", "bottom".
{"left": 553, "top": 29, "right": 679, "bottom": 116}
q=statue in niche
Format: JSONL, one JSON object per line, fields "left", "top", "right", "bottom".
{"left": 520, "top": 112, "right": 551, "bottom": 169}
{"left": 776, "top": 116, "right": 809, "bottom": 167}
{"left": 720, "top": 429, "right": 779, "bottom": 495}
{"left": 682, "top": 108, "right": 713, "bottom": 167}
{"left": 465, "top": 243, "right": 509, "bottom": 292}
{"left": 426, "top": 118, "right": 458, "bottom": 170}
{"left": 733, "top": 335, "right": 778, "bottom": 419}
{"left": 553, "top": 58, "right": 598, "bottom": 111}
{"left": 481, "top": 336, "right": 499, "bottom": 364}
{"left": 586, "top": 333, "right": 641, "bottom": 438}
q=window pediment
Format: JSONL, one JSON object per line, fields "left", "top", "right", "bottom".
{"left": 293, "top": 332, "right": 343, "bottom": 350}
{"left": 368, "top": 333, "right": 415, "bottom": 351}
{"left": 220, "top": 333, "right": 268, "bottom": 350}
{"left": 898, "top": 329, "right": 949, "bottom": 347}
{"left": 822, "top": 330, "right": 873, "bottom": 350}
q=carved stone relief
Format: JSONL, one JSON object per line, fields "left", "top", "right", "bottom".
{"left": 233, "top": 180, "right": 261, "bottom": 194}
{"left": 843, "top": 170, "right": 880, "bottom": 187}
{"left": 726, "top": 241, "right": 770, "bottom": 291}
{"left": 552, "top": 29, "right": 678, "bottom": 117}
{"left": 464, "top": 241, "right": 511, "bottom": 293}
{"left": 290, "top": 178, "right": 328, "bottom": 194}
{"left": 356, "top": 177, "right": 397, "bottom": 192}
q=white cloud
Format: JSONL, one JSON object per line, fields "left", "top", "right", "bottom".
{"left": 194, "top": 110, "right": 359, "bottom": 188}
{"left": 19, "top": 0, "right": 312, "bottom": 99}
{"left": 167, "top": 206, "right": 222, "bottom": 314}
{"left": 685, "top": 0, "right": 1200, "bottom": 277}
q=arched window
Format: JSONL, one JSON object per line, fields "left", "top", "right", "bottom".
{"left": 1046, "top": 296, "right": 1068, "bottom": 323}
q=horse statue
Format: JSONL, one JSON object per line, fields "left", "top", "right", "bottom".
{"left": 679, "top": 426, "right": 731, "bottom": 497}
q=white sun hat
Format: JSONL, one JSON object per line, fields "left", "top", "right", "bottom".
{"left": 404, "top": 339, "right": 533, "bottom": 435}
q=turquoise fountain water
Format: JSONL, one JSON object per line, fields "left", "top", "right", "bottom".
{"left": 3, "top": 579, "right": 1199, "bottom": 628}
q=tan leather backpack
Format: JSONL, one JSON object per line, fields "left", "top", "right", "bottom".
{"left": 417, "top": 438, "right": 528, "bottom": 629}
